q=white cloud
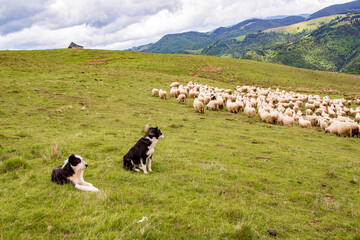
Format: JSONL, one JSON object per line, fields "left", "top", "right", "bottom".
{"left": 0, "top": 0, "right": 354, "bottom": 50}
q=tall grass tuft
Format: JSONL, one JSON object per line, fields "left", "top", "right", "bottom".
{"left": 234, "top": 223, "right": 256, "bottom": 240}
{"left": 42, "top": 143, "right": 63, "bottom": 162}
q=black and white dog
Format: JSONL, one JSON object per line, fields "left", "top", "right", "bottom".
{"left": 123, "top": 127, "right": 164, "bottom": 173}
{"left": 51, "top": 154, "right": 99, "bottom": 192}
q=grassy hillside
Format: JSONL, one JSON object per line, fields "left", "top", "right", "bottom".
{"left": 264, "top": 15, "right": 344, "bottom": 34}
{"left": 138, "top": 16, "right": 305, "bottom": 54}
{"left": 1, "top": 49, "right": 360, "bottom": 239}
{"left": 200, "top": 32, "right": 300, "bottom": 58}
{"left": 245, "top": 14, "right": 360, "bottom": 74}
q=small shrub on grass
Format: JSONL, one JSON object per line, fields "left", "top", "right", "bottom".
{"left": 0, "top": 157, "right": 28, "bottom": 173}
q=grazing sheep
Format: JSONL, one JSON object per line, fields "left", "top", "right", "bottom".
{"left": 206, "top": 100, "right": 219, "bottom": 111}
{"left": 305, "top": 109, "right": 312, "bottom": 115}
{"left": 355, "top": 113, "right": 360, "bottom": 123}
{"left": 189, "top": 89, "right": 199, "bottom": 98}
{"left": 159, "top": 89, "right": 168, "bottom": 100}
{"left": 226, "top": 100, "right": 240, "bottom": 113}
{"left": 319, "top": 118, "right": 330, "bottom": 131}
{"left": 193, "top": 98, "right": 204, "bottom": 113}
{"left": 216, "top": 96, "right": 225, "bottom": 109}
{"left": 170, "top": 88, "right": 180, "bottom": 98}
{"left": 349, "top": 108, "right": 356, "bottom": 117}
{"left": 203, "top": 95, "right": 211, "bottom": 104}
{"left": 178, "top": 94, "right": 186, "bottom": 103}
{"left": 328, "top": 107, "right": 336, "bottom": 118}
{"left": 154, "top": 81, "right": 360, "bottom": 138}
{"left": 268, "top": 110, "right": 278, "bottom": 124}
{"left": 258, "top": 109, "right": 272, "bottom": 123}
{"left": 235, "top": 100, "right": 245, "bottom": 112}
{"left": 152, "top": 88, "right": 159, "bottom": 96}
{"left": 170, "top": 82, "right": 180, "bottom": 88}
{"left": 179, "top": 88, "right": 188, "bottom": 97}
{"left": 325, "top": 122, "right": 352, "bottom": 137}
{"left": 244, "top": 105, "right": 256, "bottom": 118}
{"left": 305, "top": 115, "right": 318, "bottom": 126}
{"left": 350, "top": 122, "right": 360, "bottom": 137}
{"left": 299, "top": 117, "right": 312, "bottom": 129}
{"left": 197, "top": 95, "right": 205, "bottom": 104}
{"left": 305, "top": 103, "right": 316, "bottom": 111}
{"left": 282, "top": 115, "right": 295, "bottom": 127}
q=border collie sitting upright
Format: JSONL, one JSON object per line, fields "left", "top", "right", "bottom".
{"left": 51, "top": 154, "right": 99, "bottom": 192}
{"left": 123, "top": 127, "right": 164, "bottom": 173}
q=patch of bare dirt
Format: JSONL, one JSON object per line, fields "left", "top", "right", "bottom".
{"left": 254, "top": 157, "right": 270, "bottom": 161}
{"left": 197, "top": 66, "right": 223, "bottom": 72}
{"left": 189, "top": 65, "right": 224, "bottom": 78}
{"left": 311, "top": 220, "right": 322, "bottom": 225}
{"left": 322, "top": 195, "right": 335, "bottom": 201}
{"left": 320, "top": 88, "right": 341, "bottom": 94}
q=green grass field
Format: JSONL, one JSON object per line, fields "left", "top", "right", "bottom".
{"left": 265, "top": 15, "right": 344, "bottom": 34}
{"left": 1, "top": 49, "right": 360, "bottom": 239}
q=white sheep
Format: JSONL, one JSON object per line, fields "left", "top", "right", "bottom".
{"left": 216, "top": 95, "right": 225, "bottom": 109}
{"left": 189, "top": 89, "right": 199, "bottom": 98}
{"left": 170, "top": 82, "right": 180, "bottom": 88}
{"left": 244, "top": 105, "right": 256, "bottom": 118}
{"left": 226, "top": 100, "right": 240, "bottom": 113}
{"left": 282, "top": 115, "right": 295, "bottom": 127}
{"left": 193, "top": 98, "right": 204, "bottom": 113}
{"left": 355, "top": 113, "right": 360, "bottom": 123}
{"left": 170, "top": 88, "right": 180, "bottom": 98}
{"left": 159, "top": 89, "right": 168, "bottom": 100}
{"left": 178, "top": 94, "right": 186, "bottom": 103}
{"left": 325, "top": 122, "right": 352, "bottom": 137}
{"left": 152, "top": 88, "right": 159, "bottom": 96}
{"left": 319, "top": 118, "right": 329, "bottom": 131}
{"left": 305, "top": 103, "right": 316, "bottom": 111}
{"left": 206, "top": 100, "right": 219, "bottom": 111}
{"left": 299, "top": 117, "right": 312, "bottom": 129}
{"left": 179, "top": 88, "right": 188, "bottom": 97}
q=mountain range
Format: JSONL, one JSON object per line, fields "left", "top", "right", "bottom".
{"left": 130, "top": 0, "right": 360, "bottom": 74}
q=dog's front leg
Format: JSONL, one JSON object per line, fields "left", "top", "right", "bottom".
{"left": 148, "top": 155, "right": 153, "bottom": 172}
{"left": 139, "top": 158, "right": 148, "bottom": 174}
{"left": 75, "top": 184, "right": 99, "bottom": 192}
{"left": 80, "top": 180, "right": 94, "bottom": 187}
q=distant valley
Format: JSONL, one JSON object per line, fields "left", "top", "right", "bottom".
{"left": 131, "top": 0, "right": 360, "bottom": 74}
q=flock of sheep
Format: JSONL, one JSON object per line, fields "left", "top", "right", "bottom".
{"left": 152, "top": 82, "right": 360, "bottom": 137}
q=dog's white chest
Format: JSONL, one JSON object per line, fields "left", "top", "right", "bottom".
{"left": 68, "top": 171, "right": 84, "bottom": 185}
{"left": 146, "top": 137, "right": 158, "bottom": 156}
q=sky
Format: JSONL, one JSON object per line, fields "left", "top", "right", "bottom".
{"left": 0, "top": 0, "right": 354, "bottom": 50}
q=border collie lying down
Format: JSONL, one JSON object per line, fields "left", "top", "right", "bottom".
{"left": 123, "top": 127, "right": 164, "bottom": 173}
{"left": 51, "top": 154, "right": 99, "bottom": 192}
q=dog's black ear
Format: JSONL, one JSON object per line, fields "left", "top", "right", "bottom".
{"left": 68, "top": 154, "right": 79, "bottom": 166}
